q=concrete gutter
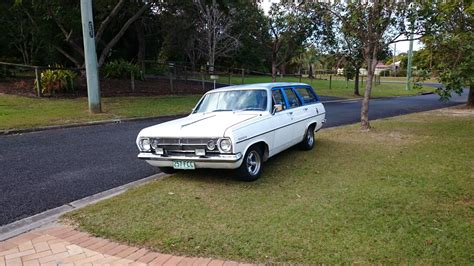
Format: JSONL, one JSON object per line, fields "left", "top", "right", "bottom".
{"left": 0, "top": 114, "right": 186, "bottom": 136}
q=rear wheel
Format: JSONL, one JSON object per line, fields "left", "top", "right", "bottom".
{"left": 159, "top": 167, "right": 177, "bottom": 174}
{"left": 237, "top": 145, "right": 263, "bottom": 181}
{"left": 299, "top": 125, "right": 315, "bottom": 150}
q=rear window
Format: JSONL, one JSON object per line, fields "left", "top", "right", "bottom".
{"left": 296, "top": 87, "right": 317, "bottom": 104}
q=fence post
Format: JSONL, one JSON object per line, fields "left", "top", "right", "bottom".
{"left": 241, "top": 68, "right": 244, "bottom": 84}
{"left": 34, "top": 67, "right": 42, "bottom": 97}
{"left": 228, "top": 68, "right": 231, "bottom": 85}
{"left": 131, "top": 71, "right": 135, "bottom": 92}
{"left": 184, "top": 66, "right": 187, "bottom": 82}
{"left": 201, "top": 67, "right": 205, "bottom": 91}
{"left": 169, "top": 63, "right": 174, "bottom": 93}
{"left": 329, "top": 75, "right": 332, "bottom": 90}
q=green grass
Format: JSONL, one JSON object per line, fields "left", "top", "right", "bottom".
{"left": 218, "top": 75, "right": 435, "bottom": 98}
{"left": 0, "top": 94, "right": 200, "bottom": 130}
{"left": 64, "top": 108, "right": 474, "bottom": 264}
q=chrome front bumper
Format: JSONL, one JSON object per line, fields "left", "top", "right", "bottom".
{"left": 137, "top": 152, "right": 243, "bottom": 169}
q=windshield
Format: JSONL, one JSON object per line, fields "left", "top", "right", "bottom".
{"left": 194, "top": 89, "right": 268, "bottom": 113}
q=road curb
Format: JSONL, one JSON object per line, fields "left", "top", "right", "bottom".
{"left": 0, "top": 173, "right": 166, "bottom": 241}
{"left": 0, "top": 114, "right": 187, "bottom": 136}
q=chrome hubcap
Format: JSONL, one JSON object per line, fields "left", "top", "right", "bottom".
{"left": 307, "top": 131, "right": 314, "bottom": 146}
{"left": 246, "top": 151, "right": 261, "bottom": 176}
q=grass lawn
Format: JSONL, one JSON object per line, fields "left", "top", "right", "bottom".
{"left": 64, "top": 108, "right": 474, "bottom": 264}
{"left": 217, "top": 75, "right": 435, "bottom": 98}
{"left": 0, "top": 94, "right": 200, "bottom": 130}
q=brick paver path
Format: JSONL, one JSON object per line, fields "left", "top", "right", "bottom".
{"left": 0, "top": 225, "right": 253, "bottom": 266}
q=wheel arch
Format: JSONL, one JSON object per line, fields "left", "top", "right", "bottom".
{"left": 307, "top": 121, "right": 317, "bottom": 132}
{"left": 244, "top": 140, "right": 270, "bottom": 162}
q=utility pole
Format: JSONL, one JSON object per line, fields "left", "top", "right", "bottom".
{"left": 406, "top": 33, "right": 414, "bottom": 91}
{"left": 393, "top": 43, "right": 397, "bottom": 77}
{"left": 80, "top": 0, "right": 101, "bottom": 113}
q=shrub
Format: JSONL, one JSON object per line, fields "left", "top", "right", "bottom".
{"left": 379, "top": 69, "right": 390, "bottom": 76}
{"left": 35, "top": 66, "right": 77, "bottom": 94}
{"left": 103, "top": 60, "right": 142, "bottom": 79}
{"left": 395, "top": 69, "right": 407, "bottom": 77}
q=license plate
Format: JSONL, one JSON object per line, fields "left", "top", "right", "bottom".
{"left": 172, "top": 160, "right": 195, "bottom": 170}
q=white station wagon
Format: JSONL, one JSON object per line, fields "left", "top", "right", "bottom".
{"left": 137, "top": 82, "right": 326, "bottom": 181}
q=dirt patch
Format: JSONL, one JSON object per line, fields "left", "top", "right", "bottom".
{"left": 456, "top": 198, "right": 474, "bottom": 207}
{"left": 400, "top": 106, "right": 474, "bottom": 123}
{"left": 0, "top": 76, "right": 227, "bottom": 98}
{"left": 328, "top": 128, "right": 417, "bottom": 147}
{"left": 437, "top": 106, "right": 474, "bottom": 117}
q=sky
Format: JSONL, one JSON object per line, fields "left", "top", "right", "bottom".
{"left": 259, "top": 0, "right": 422, "bottom": 55}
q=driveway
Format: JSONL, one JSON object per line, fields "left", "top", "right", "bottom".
{"left": 0, "top": 91, "right": 468, "bottom": 226}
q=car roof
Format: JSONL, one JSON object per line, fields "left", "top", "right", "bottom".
{"left": 211, "top": 82, "right": 310, "bottom": 92}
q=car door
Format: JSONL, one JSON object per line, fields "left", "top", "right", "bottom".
{"left": 282, "top": 87, "right": 306, "bottom": 144}
{"left": 270, "top": 88, "right": 294, "bottom": 154}
{"left": 295, "top": 86, "right": 325, "bottom": 131}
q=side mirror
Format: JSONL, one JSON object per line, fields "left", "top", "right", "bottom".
{"left": 272, "top": 104, "right": 283, "bottom": 115}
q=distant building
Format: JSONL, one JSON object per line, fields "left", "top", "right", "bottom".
{"left": 375, "top": 62, "right": 390, "bottom": 75}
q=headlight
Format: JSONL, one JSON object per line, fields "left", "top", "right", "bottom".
{"left": 151, "top": 138, "right": 160, "bottom": 149}
{"left": 139, "top": 138, "right": 151, "bottom": 151}
{"left": 219, "top": 138, "right": 232, "bottom": 152}
{"left": 207, "top": 140, "right": 216, "bottom": 150}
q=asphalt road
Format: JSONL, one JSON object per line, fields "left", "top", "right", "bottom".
{"left": 0, "top": 91, "right": 468, "bottom": 226}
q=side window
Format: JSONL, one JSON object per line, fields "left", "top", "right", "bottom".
{"left": 296, "top": 87, "right": 317, "bottom": 104}
{"left": 283, "top": 88, "right": 302, "bottom": 108}
{"left": 272, "top": 89, "right": 287, "bottom": 111}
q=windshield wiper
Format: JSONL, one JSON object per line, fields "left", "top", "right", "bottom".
{"left": 212, "top": 109, "right": 232, "bottom": 112}
{"left": 236, "top": 107, "right": 265, "bottom": 111}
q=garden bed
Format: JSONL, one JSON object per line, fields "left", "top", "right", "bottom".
{"left": 0, "top": 76, "right": 223, "bottom": 98}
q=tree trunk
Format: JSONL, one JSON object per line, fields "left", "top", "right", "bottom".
{"left": 271, "top": 60, "right": 277, "bottom": 82}
{"left": 361, "top": 56, "right": 377, "bottom": 130}
{"left": 271, "top": 48, "right": 277, "bottom": 81}
{"left": 354, "top": 69, "right": 360, "bottom": 96}
{"left": 467, "top": 84, "right": 474, "bottom": 108}
{"left": 280, "top": 63, "right": 286, "bottom": 75}
{"left": 135, "top": 20, "right": 146, "bottom": 71}
{"left": 309, "top": 64, "right": 314, "bottom": 79}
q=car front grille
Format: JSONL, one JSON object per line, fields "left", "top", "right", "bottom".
{"left": 150, "top": 138, "right": 220, "bottom": 154}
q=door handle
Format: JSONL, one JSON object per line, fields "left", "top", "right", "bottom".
{"left": 288, "top": 111, "right": 293, "bottom": 115}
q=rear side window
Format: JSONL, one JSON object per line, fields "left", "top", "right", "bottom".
{"left": 296, "top": 87, "right": 317, "bottom": 104}
{"left": 284, "top": 88, "right": 302, "bottom": 108}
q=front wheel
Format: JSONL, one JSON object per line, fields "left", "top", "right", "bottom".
{"left": 237, "top": 146, "right": 263, "bottom": 181}
{"left": 299, "top": 125, "right": 315, "bottom": 150}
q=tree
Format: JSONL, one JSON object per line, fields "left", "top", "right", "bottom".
{"left": 340, "top": 36, "right": 364, "bottom": 96}
{"left": 14, "top": 0, "right": 154, "bottom": 68}
{"left": 224, "top": 1, "right": 270, "bottom": 72}
{"left": 321, "top": 1, "right": 431, "bottom": 129}
{"left": 194, "top": 0, "right": 240, "bottom": 72}
{"left": 290, "top": 45, "right": 322, "bottom": 79}
{"left": 412, "top": 48, "right": 432, "bottom": 71}
{"left": 267, "top": 3, "right": 314, "bottom": 81}
{"left": 423, "top": 1, "right": 474, "bottom": 107}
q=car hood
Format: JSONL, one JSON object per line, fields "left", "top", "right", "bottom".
{"left": 139, "top": 112, "right": 261, "bottom": 138}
